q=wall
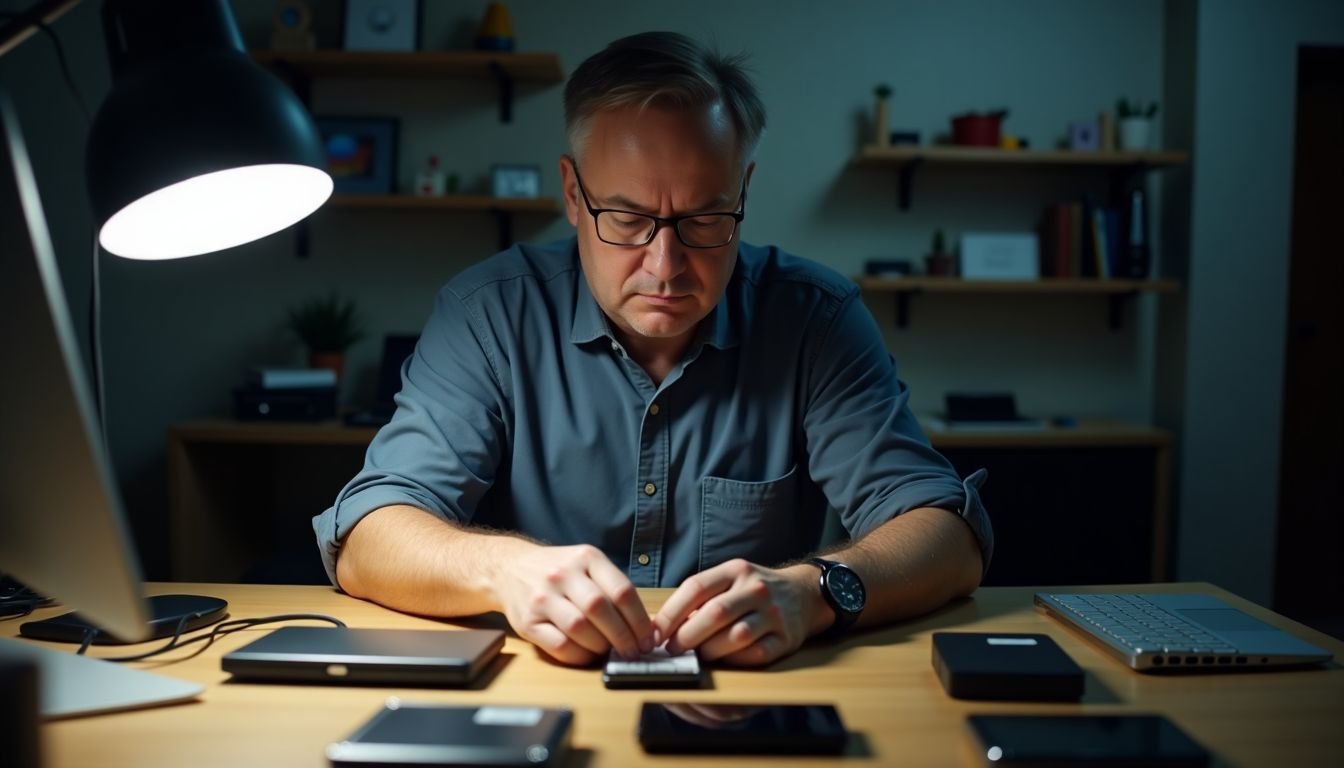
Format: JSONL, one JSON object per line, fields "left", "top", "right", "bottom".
{"left": 2, "top": 0, "right": 1171, "bottom": 579}
{"left": 1173, "top": 0, "right": 1344, "bottom": 605}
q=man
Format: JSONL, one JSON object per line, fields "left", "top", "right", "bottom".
{"left": 315, "top": 31, "right": 992, "bottom": 668}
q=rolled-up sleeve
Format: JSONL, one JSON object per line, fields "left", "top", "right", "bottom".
{"left": 801, "top": 290, "right": 994, "bottom": 575}
{"left": 312, "top": 286, "right": 510, "bottom": 586}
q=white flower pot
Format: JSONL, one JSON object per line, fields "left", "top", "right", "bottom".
{"left": 1119, "top": 118, "right": 1154, "bottom": 151}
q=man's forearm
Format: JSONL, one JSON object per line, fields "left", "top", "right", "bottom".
{"left": 787, "top": 507, "right": 984, "bottom": 635}
{"left": 335, "top": 504, "right": 534, "bottom": 617}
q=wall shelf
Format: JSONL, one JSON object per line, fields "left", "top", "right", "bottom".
{"left": 856, "top": 276, "right": 1181, "bottom": 330}
{"left": 851, "top": 145, "right": 1190, "bottom": 209}
{"left": 251, "top": 50, "right": 565, "bottom": 122}
{"left": 303, "top": 194, "right": 562, "bottom": 255}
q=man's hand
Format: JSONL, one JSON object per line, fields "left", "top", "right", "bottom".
{"left": 491, "top": 543, "right": 655, "bottom": 666}
{"left": 653, "top": 559, "right": 828, "bottom": 666}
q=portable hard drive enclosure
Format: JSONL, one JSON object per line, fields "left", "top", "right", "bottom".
{"left": 221, "top": 627, "right": 505, "bottom": 686}
{"left": 326, "top": 701, "right": 573, "bottom": 767}
{"left": 932, "top": 631, "right": 1084, "bottom": 701}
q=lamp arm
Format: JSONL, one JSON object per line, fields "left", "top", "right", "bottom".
{"left": 0, "top": 0, "right": 81, "bottom": 58}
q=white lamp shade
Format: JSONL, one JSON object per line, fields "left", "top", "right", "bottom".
{"left": 98, "top": 164, "right": 332, "bottom": 260}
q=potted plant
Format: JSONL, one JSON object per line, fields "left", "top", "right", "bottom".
{"left": 287, "top": 293, "right": 364, "bottom": 382}
{"left": 925, "top": 228, "right": 955, "bottom": 276}
{"left": 873, "top": 83, "right": 893, "bottom": 148}
{"left": 1116, "top": 98, "right": 1159, "bottom": 151}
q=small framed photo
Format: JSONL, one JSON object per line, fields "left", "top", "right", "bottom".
{"left": 343, "top": 0, "right": 420, "bottom": 52}
{"left": 315, "top": 116, "right": 399, "bottom": 194}
{"left": 491, "top": 164, "right": 542, "bottom": 199}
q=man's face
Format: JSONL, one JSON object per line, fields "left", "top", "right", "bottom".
{"left": 561, "top": 102, "right": 753, "bottom": 352}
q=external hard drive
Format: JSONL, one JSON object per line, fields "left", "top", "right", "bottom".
{"left": 932, "top": 632, "right": 1084, "bottom": 701}
{"left": 326, "top": 700, "right": 572, "bottom": 767}
{"left": 222, "top": 627, "right": 504, "bottom": 686}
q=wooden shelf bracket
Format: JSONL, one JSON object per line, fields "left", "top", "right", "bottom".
{"left": 487, "top": 61, "right": 514, "bottom": 123}
{"left": 897, "top": 156, "right": 922, "bottom": 210}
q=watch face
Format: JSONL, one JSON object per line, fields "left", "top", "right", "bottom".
{"left": 825, "top": 566, "right": 865, "bottom": 613}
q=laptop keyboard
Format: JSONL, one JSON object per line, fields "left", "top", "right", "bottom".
{"left": 1041, "top": 593, "right": 1240, "bottom": 658}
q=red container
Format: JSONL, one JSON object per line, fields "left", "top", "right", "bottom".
{"left": 951, "top": 111, "right": 1007, "bottom": 147}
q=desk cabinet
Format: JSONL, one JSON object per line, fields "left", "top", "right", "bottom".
{"left": 168, "top": 420, "right": 1169, "bottom": 584}
{"left": 167, "top": 421, "right": 375, "bottom": 582}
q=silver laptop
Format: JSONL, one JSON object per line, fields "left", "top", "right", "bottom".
{"left": 1035, "top": 592, "right": 1334, "bottom": 672}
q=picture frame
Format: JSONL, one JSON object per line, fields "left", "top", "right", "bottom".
{"left": 491, "top": 164, "right": 542, "bottom": 199}
{"left": 314, "top": 116, "right": 399, "bottom": 194}
{"left": 343, "top": 0, "right": 420, "bottom": 52}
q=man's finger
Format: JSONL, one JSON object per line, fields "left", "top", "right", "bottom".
{"left": 653, "top": 564, "right": 736, "bottom": 640}
{"left": 526, "top": 622, "right": 601, "bottom": 667}
{"left": 561, "top": 569, "right": 643, "bottom": 658}
{"left": 585, "top": 557, "right": 656, "bottom": 654}
{"left": 665, "top": 577, "right": 771, "bottom": 655}
{"left": 542, "top": 593, "right": 611, "bottom": 656}
{"left": 718, "top": 632, "right": 787, "bottom": 667}
{"left": 695, "top": 610, "right": 771, "bottom": 662}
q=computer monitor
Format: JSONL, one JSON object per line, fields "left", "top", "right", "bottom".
{"left": 0, "top": 90, "right": 151, "bottom": 643}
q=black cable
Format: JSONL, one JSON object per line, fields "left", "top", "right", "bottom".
{"left": 0, "top": 11, "right": 104, "bottom": 427}
{"left": 0, "top": 578, "right": 54, "bottom": 621}
{"left": 91, "top": 235, "right": 106, "bottom": 439}
{"left": 90, "top": 613, "right": 347, "bottom": 663}
{"left": 0, "top": 12, "right": 92, "bottom": 122}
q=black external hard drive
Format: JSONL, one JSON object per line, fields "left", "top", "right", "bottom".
{"left": 221, "top": 627, "right": 505, "bottom": 686}
{"left": 932, "top": 632, "right": 1084, "bottom": 701}
{"left": 326, "top": 700, "right": 572, "bottom": 767}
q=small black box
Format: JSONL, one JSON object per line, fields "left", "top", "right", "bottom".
{"left": 232, "top": 386, "right": 336, "bottom": 421}
{"left": 932, "top": 632, "right": 1084, "bottom": 701}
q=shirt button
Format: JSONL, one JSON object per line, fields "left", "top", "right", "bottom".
{"left": 610, "top": 340, "right": 620, "bottom": 353}
{"left": 648, "top": 403, "right": 660, "bottom": 416}
{"left": 643, "top": 482, "right": 656, "bottom": 496}
{"left": 637, "top": 553, "right": 651, "bottom": 566}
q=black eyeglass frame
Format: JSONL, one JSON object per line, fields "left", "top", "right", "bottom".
{"left": 566, "top": 155, "right": 747, "bottom": 249}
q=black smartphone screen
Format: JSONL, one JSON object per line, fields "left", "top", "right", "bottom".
{"left": 638, "top": 702, "right": 846, "bottom": 755}
{"left": 966, "top": 714, "right": 1211, "bottom": 767}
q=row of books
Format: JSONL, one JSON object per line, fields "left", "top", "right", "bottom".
{"left": 1039, "top": 189, "right": 1151, "bottom": 279}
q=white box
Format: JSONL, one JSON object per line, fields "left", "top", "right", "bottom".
{"left": 960, "top": 233, "right": 1040, "bottom": 280}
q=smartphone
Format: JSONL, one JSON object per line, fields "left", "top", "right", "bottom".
{"left": 966, "top": 714, "right": 1212, "bottom": 767}
{"left": 638, "top": 701, "right": 847, "bottom": 755}
{"left": 602, "top": 647, "right": 704, "bottom": 689}
{"left": 326, "top": 700, "right": 572, "bottom": 767}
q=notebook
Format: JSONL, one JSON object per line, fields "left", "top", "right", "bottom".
{"left": 1035, "top": 592, "right": 1333, "bottom": 671}
{"left": 221, "top": 627, "right": 505, "bottom": 685}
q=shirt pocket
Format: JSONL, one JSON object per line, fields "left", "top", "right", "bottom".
{"left": 699, "top": 464, "right": 801, "bottom": 572}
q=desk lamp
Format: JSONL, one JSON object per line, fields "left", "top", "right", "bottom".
{"left": 0, "top": 0, "right": 331, "bottom": 648}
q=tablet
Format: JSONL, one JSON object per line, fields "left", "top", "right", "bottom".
{"left": 221, "top": 627, "right": 505, "bottom": 686}
{"left": 966, "top": 714, "right": 1212, "bottom": 767}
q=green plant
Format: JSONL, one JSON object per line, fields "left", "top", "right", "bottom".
{"left": 1116, "top": 98, "right": 1159, "bottom": 119}
{"left": 874, "top": 83, "right": 893, "bottom": 99}
{"left": 287, "top": 293, "right": 364, "bottom": 353}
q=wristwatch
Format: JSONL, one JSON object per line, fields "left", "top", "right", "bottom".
{"left": 808, "top": 558, "right": 866, "bottom": 638}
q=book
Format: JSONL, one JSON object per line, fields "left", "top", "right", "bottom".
{"left": 1038, "top": 201, "right": 1072, "bottom": 278}
{"left": 246, "top": 367, "right": 337, "bottom": 390}
{"left": 1123, "top": 187, "right": 1151, "bottom": 278}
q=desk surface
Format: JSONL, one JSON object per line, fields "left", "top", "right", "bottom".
{"left": 10, "top": 582, "right": 1342, "bottom": 767}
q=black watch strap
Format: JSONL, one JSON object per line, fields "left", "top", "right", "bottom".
{"left": 809, "top": 558, "right": 864, "bottom": 639}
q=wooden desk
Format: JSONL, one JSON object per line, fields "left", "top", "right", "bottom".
{"left": 167, "top": 419, "right": 1171, "bottom": 584}
{"left": 9, "top": 582, "right": 1341, "bottom": 767}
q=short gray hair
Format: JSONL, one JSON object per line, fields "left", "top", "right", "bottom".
{"left": 564, "top": 31, "right": 766, "bottom": 165}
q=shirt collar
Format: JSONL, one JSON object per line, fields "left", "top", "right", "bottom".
{"left": 567, "top": 239, "right": 744, "bottom": 351}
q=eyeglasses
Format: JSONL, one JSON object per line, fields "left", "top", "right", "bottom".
{"left": 568, "top": 157, "right": 746, "bottom": 249}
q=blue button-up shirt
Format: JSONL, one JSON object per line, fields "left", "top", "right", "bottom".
{"left": 315, "top": 238, "right": 992, "bottom": 587}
